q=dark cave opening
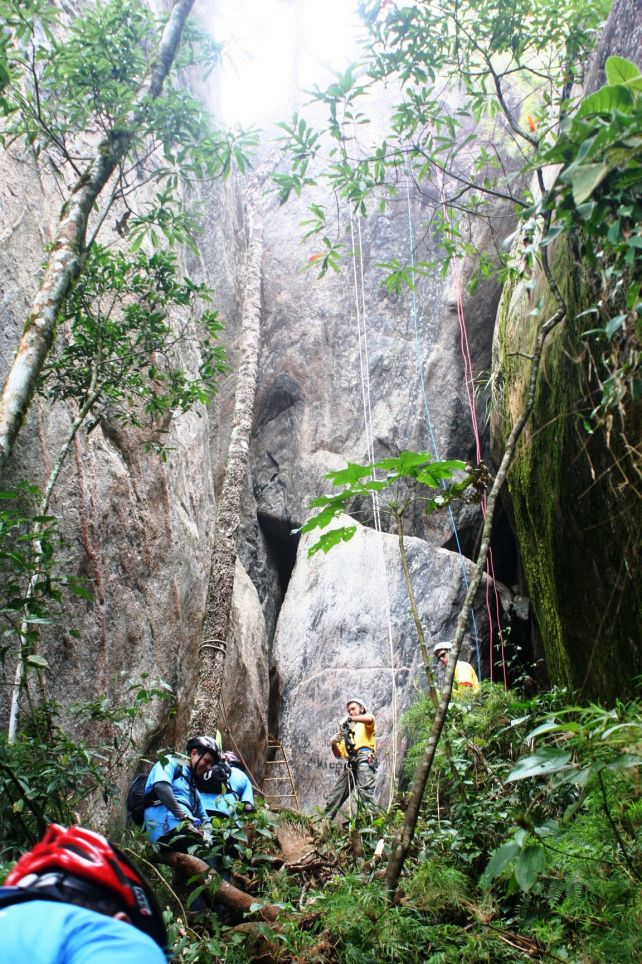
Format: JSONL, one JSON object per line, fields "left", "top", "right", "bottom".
{"left": 445, "top": 499, "right": 537, "bottom": 687}
{"left": 488, "top": 501, "right": 539, "bottom": 688}
{"left": 257, "top": 511, "right": 299, "bottom": 738}
{"left": 257, "top": 511, "right": 299, "bottom": 598}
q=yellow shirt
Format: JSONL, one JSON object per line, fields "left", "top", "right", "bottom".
{"left": 336, "top": 720, "right": 376, "bottom": 759}
{"left": 453, "top": 660, "right": 480, "bottom": 695}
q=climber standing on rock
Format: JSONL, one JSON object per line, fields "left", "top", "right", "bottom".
{"left": 324, "top": 697, "right": 378, "bottom": 820}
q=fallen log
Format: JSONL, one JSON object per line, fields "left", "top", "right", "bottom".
{"left": 165, "top": 851, "right": 280, "bottom": 922}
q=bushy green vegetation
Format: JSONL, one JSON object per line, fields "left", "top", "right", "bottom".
{"left": 111, "top": 685, "right": 639, "bottom": 962}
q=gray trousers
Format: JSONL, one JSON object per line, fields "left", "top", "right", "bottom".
{"left": 325, "top": 757, "right": 376, "bottom": 819}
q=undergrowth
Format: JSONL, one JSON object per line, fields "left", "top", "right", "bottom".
{"left": 114, "top": 684, "right": 640, "bottom": 962}
{"left": 1, "top": 683, "right": 639, "bottom": 960}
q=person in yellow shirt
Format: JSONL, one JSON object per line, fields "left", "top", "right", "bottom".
{"left": 433, "top": 642, "right": 480, "bottom": 696}
{"left": 324, "top": 697, "right": 378, "bottom": 819}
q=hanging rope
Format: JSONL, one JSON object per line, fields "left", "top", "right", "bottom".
{"left": 447, "top": 258, "right": 506, "bottom": 684}
{"left": 402, "top": 159, "right": 484, "bottom": 680}
{"left": 347, "top": 140, "right": 398, "bottom": 805}
{"left": 405, "top": 149, "right": 508, "bottom": 685}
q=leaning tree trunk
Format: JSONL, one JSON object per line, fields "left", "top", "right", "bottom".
{"left": 0, "top": 0, "right": 196, "bottom": 476}
{"left": 384, "top": 297, "right": 565, "bottom": 895}
{"left": 190, "top": 176, "right": 264, "bottom": 736}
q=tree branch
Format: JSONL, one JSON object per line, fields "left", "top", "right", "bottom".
{"left": 0, "top": 0, "right": 197, "bottom": 476}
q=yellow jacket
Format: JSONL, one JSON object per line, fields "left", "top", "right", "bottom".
{"left": 453, "top": 660, "right": 480, "bottom": 695}
{"left": 336, "top": 720, "right": 376, "bottom": 759}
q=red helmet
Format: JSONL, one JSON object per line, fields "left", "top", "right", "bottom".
{"left": 4, "top": 824, "right": 166, "bottom": 949}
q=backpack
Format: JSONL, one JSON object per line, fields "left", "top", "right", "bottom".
{"left": 200, "top": 760, "right": 232, "bottom": 795}
{"left": 126, "top": 773, "right": 159, "bottom": 826}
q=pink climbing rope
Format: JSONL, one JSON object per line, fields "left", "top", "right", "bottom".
{"left": 438, "top": 172, "right": 508, "bottom": 687}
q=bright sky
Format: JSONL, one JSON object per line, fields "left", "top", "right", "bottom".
{"left": 212, "top": 0, "right": 362, "bottom": 126}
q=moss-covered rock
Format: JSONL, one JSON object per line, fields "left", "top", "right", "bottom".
{"left": 492, "top": 243, "right": 641, "bottom": 701}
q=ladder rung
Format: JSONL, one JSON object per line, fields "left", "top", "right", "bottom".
{"left": 265, "top": 739, "right": 301, "bottom": 812}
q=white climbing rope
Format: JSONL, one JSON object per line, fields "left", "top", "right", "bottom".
{"left": 402, "top": 154, "right": 485, "bottom": 680}
{"left": 347, "top": 134, "right": 398, "bottom": 805}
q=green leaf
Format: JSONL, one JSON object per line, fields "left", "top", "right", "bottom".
{"left": 605, "top": 314, "right": 626, "bottom": 338}
{"left": 481, "top": 841, "right": 520, "bottom": 887}
{"left": 576, "top": 85, "right": 634, "bottom": 119}
{"left": 307, "top": 526, "right": 357, "bottom": 557}
{"left": 524, "top": 720, "right": 565, "bottom": 740}
{"left": 326, "top": 462, "right": 374, "bottom": 486}
{"left": 604, "top": 55, "right": 642, "bottom": 87}
{"left": 514, "top": 844, "right": 545, "bottom": 892}
{"left": 26, "top": 654, "right": 49, "bottom": 668}
{"left": 67, "top": 576, "right": 94, "bottom": 601}
{"left": 605, "top": 753, "right": 642, "bottom": 771}
{"left": 569, "top": 162, "right": 610, "bottom": 205}
{"left": 506, "top": 748, "right": 573, "bottom": 782}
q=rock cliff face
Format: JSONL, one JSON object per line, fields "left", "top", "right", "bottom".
{"left": 1, "top": 0, "right": 576, "bottom": 817}
{"left": 490, "top": 0, "right": 642, "bottom": 702}
{"left": 249, "top": 160, "right": 511, "bottom": 802}
{"left": 272, "top": 520, "right": 488, "bottom": 812}
{"left": 0, "top": 1, "right": 271, "bottom": 787}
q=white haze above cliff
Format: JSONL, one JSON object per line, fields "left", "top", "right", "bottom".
{"left": 213, "top": 0, "right": 361, "bottom": 126}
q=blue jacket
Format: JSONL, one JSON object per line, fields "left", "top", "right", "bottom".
{"left": 143, "top": 757, "right": 207, "bottom": 843}
{"left": 200, "top": 767, "right": 254, "bottom": 817}
{"left": 0, "top": 894, "right": 165, "bottom": 963}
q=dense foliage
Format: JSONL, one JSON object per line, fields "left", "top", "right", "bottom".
{"left": 122, "top": 685, "right": 641, "bottom": 962}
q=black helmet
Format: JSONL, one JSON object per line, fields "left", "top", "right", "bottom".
{"left": 186, "top": 735, "right": 220, "bottom": 758}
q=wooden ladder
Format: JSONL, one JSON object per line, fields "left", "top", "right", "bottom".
{"left": 262, "top": 736, "right": 301, "bottom": 812}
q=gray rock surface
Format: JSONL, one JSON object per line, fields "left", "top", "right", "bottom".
{"left": 0, "top": 0, "right": 268, "bottom": 770}
{"left": 219, "top": 559, "right": 269, "bottom": 783}
{"left": 272, "top": 516, "right": 488, "bottom": 813}
{"left": 253, "top": 184, "right": 492, "bottom": 547}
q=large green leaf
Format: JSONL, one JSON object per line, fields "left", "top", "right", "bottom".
{"left": 569, "top": 162, "right": 610, "bottom": 204}
{"left": 605, "top": 55, "right": 642, "bottom": 87}
{"left": 481, "top": 841, "right": 520, "bottom": 887}
{"left": 576, "top": 84, "right": 633, "bottom": 119}
{"left": 506, "top": 747, "right": 573, "bottom": 782}
{"left": 514, "top": 844, "right": 546, "bottom": 892}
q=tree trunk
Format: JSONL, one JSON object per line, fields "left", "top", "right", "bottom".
{"left": 384, "top": 300, "right": 565, "bottom": 896}
{"left": 165, "top": 852, "right": 280, "bottom": 921}
{"left": 396, "top": 513, "right": 467, "bottom": 803}
{"left": 190, "top": 175, "right": 264, "bottom": 735}
{"left": 0, "top": 0, "right": 196, "bottom": 476}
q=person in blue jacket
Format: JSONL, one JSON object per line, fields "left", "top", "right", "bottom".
{"left": 197, "top": 751, "right": 255, "bottom": 818}
{"left": 0, "top": 823, "right": 167, "bottom": 963}
{"left": 143, "top": 734, "right": 218, "bottom": 854}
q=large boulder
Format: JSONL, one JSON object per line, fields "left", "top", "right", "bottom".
{"left": 489, "top": 0, "right": 642, "bottom": 700}
{"left": 272, "top": 517, "right": 488, "bottom": 812}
